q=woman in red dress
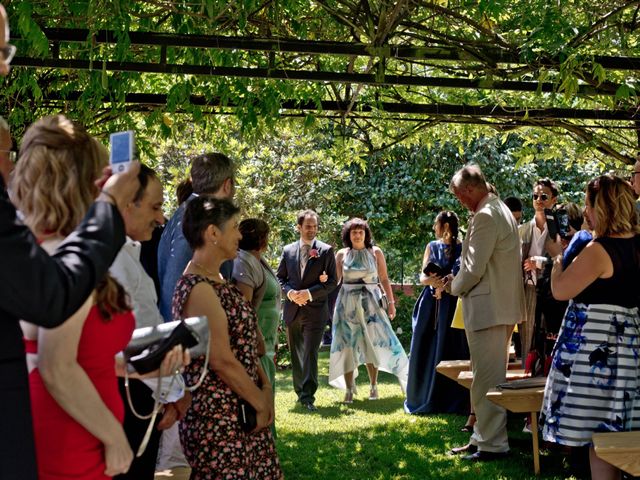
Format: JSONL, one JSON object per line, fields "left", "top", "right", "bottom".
{"left": 13, "top": 116, "right": 185, "bottom": 479}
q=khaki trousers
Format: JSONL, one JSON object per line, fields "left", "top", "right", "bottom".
{"left": 466, "top": 323, "right": 514, "bottom": 453}
{"left": 519, "top": 284, "right": 537, "bottom": 367}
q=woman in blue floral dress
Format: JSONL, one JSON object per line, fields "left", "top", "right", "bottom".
{"left": 329, "top": 218, "right": 408, "bottom": 403}
{"left": 541, "top": 175, "right": 640, "bottom": 480}
{"left": 171, "top": 197, "right": 282, "bottom": 480}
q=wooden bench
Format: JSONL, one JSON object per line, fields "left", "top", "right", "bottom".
{"left": 487, "top": 386, "right": 545, "bottom": 475}
{"left": 435, "top": 360, "right": 472, "bottom": 382}
{"left": 456, "top": 369, "right": 528, "bottom": 390}
{"left": 435, "top": 359, "right": 522, "bottom": 383}
{"left": 592, "top": 431, "right": 640, "bottom": 477}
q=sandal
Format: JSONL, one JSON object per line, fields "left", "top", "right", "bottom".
{"left": 343, "top": 387, "right": 354, "bottom": 404}
{"left": 368, "top": 384, "right": 379, "bottom": 400}
{"left": 461, "top": 413, "right": 476, "bottom": 432}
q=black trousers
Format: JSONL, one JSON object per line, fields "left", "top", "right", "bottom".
{"left": 287, "top": 316, "right": 324, "bottom": 404}
{"left": 114, "top": 378, "right": 162, "bottom": 480}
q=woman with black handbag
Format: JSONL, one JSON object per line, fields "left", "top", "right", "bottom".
{"left": 171, "top": 196, "right": 282, "bottom": 480}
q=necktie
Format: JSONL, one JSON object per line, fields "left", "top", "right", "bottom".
{"left": 300, "top": 244, "right": 310, "bottom": 273}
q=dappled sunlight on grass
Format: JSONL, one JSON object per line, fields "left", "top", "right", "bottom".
{"left": 274, "top": 351, "right": 581, "bottom": 479}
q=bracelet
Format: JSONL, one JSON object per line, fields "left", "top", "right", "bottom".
{"left": 99, "top": 189, "right": 117, "bottom": 205}
{"left": 389, "top": 300, "right": 395, "bottom": 304}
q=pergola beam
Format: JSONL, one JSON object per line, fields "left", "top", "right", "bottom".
{"left": 41, "top": 91, "right": 640, "bottom": 121}
{"left": 28, "top": 28, "right": 640, "bottom": 71}
{"left": 11, "top": 57, "right": 616, "bottom": 96}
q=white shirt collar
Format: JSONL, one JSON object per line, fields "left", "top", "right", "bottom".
{"left": 123, "top": 236, "right": 142, "bottom": 260}
{"left": 299, "top": 238, "right": 315, "bottom": 248}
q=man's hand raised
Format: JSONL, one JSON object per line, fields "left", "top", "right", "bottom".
{"left": 96, "top": 162, "right": 141, "bottom": 216}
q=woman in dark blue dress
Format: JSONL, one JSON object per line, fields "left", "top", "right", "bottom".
{"left": 404, "top": 211, "right": 470, "bottom": 415}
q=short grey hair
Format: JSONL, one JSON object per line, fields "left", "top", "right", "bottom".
{"left": 190, "top": 152, "right": 235, "bottom": 195}
{"left": 0, "top": 116, "right": 9, "bottom": 134}
{"left": 449, "top": 164, "right": 488, "bottom": 192}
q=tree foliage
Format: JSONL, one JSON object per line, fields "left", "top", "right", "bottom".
{"left": 1, "top": 0, "right": 639, "bottom": 163}
{"left": 149, "top": 117, "right": 603, "bottom": 283}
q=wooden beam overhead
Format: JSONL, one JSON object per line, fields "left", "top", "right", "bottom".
{"left": 41, "top": 91, "right": 640, "bottom": 122}
{"left": 15, "top": 28, "right": 640, "bottom": 71}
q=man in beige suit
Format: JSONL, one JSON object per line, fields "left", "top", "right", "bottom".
{"left": 447, "top": 165, "right": 524, "bottom": 461}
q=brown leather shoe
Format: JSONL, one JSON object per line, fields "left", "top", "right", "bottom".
{"left": 449, "top": 444, "right": 478, "bottom": 456}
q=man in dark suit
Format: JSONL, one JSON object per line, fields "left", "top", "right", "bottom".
{"left": 277, "top": 210, "right": 337, "bottom": 411}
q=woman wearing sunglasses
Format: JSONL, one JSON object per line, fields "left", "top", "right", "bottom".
{"left": 518, "top": 179, "right": 558, "bottom": 369}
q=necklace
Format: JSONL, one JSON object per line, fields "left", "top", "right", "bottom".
{"left": 192, "top": 261, "right": 219, "bottom": 278}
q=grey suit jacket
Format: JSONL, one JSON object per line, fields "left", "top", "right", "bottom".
{"left": 451, "top": 194, "right": 524, "bottom": 332}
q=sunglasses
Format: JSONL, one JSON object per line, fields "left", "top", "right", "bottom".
{"left": 532, "top": 193, "right": 549, "bottom": 201}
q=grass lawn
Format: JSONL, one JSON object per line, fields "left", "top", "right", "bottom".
{"left": 274, "top": 350, "right": 581, "bottom": 480}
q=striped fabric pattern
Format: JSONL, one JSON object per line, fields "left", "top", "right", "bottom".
{"left": 541, "top": 301, "right": 640, "bottom": 446}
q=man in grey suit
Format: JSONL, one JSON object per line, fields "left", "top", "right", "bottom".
{"left": 447, "top": 165, "right": 524, "bottom": 461}
{"left": 277, "top": 210, "right": 337, "bottom": 411}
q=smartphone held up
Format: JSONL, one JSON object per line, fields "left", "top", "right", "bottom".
{"left": 544, "top": 208, "right": 570, "bottom": 240}
{"left": 109, "top": 130, "right": 135, "bottom": 173}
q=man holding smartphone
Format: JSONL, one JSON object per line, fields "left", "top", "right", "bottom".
{"left": 0, "top": 9, "right": 142, "bottom": 478}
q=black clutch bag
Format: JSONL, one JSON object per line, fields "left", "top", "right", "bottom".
{"left": 423, "top": 261, "right": 445, "bottom": 277}
{"left": 125, "top": 320, "right": 201, "bottom": 375}
{"left": 238, "top": 399, "right": 257, "bottom": 433}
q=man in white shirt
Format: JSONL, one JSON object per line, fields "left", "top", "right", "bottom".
{"left": 110, "top": 165, "right": 190, "bottom": 479}
{"left": 518, "top": 179, "right": 558, "bottom": 366}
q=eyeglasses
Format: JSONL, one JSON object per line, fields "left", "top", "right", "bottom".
{"left": 0, "top": 150, "right": 17, "bottom": 163}
{"left": 0, "top": 44, "right": 17, "bottom": 65}
{"left": 532, "top": 193, "right": 549, "bottom": 201}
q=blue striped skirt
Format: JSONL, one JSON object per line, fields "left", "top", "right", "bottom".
{"left": 540, "top": 301, "right": 640, "bottom": 446}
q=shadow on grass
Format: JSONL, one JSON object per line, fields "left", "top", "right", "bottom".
{"left": 275, "top": 350, "right": 578, "bottom": 479}
{"left": 277, "top": 416, "right": 579, "bottom": 480}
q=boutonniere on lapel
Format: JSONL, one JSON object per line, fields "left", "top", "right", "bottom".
{"left": 309, "top": 248, "right": 320, "bottom": 259}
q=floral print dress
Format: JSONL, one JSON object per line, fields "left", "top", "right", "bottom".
{"left": 328, "top": 248, "right": 409, "bottom": 392}
{"left": 172, "top": 273, "right": 282, "bottom": 480}
{"left": 540, "top": 237, "right": 640, "bottom": 446}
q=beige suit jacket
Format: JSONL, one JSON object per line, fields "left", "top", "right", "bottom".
{"left": 451, "top": 194, "right": 524, "bottom": 332}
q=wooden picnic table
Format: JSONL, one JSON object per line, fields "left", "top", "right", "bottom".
{"left": 592, "top": 431, "right": 640, "bottom": 477}
{"left": 435, "top": 359, "right": 522, "bottom": 383}
{"left": 486, "top": 386, "right": 545, "bottom": 475}
{"left": 456, "top": 369, "right": 528, "bottom": 390}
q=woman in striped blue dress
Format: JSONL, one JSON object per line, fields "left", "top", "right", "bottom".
{"left": 541, "top": 174, "right": 640, "bottom": 480}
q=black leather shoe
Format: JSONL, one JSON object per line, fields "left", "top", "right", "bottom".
{"left": 449, "top": 444, "right": 477, "bottom": 456}
{"left": 303, "top": 402, "right": 318, "bottom": 412}
{"left": 463, "top": 451, "right": 510, "bottom": 462}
